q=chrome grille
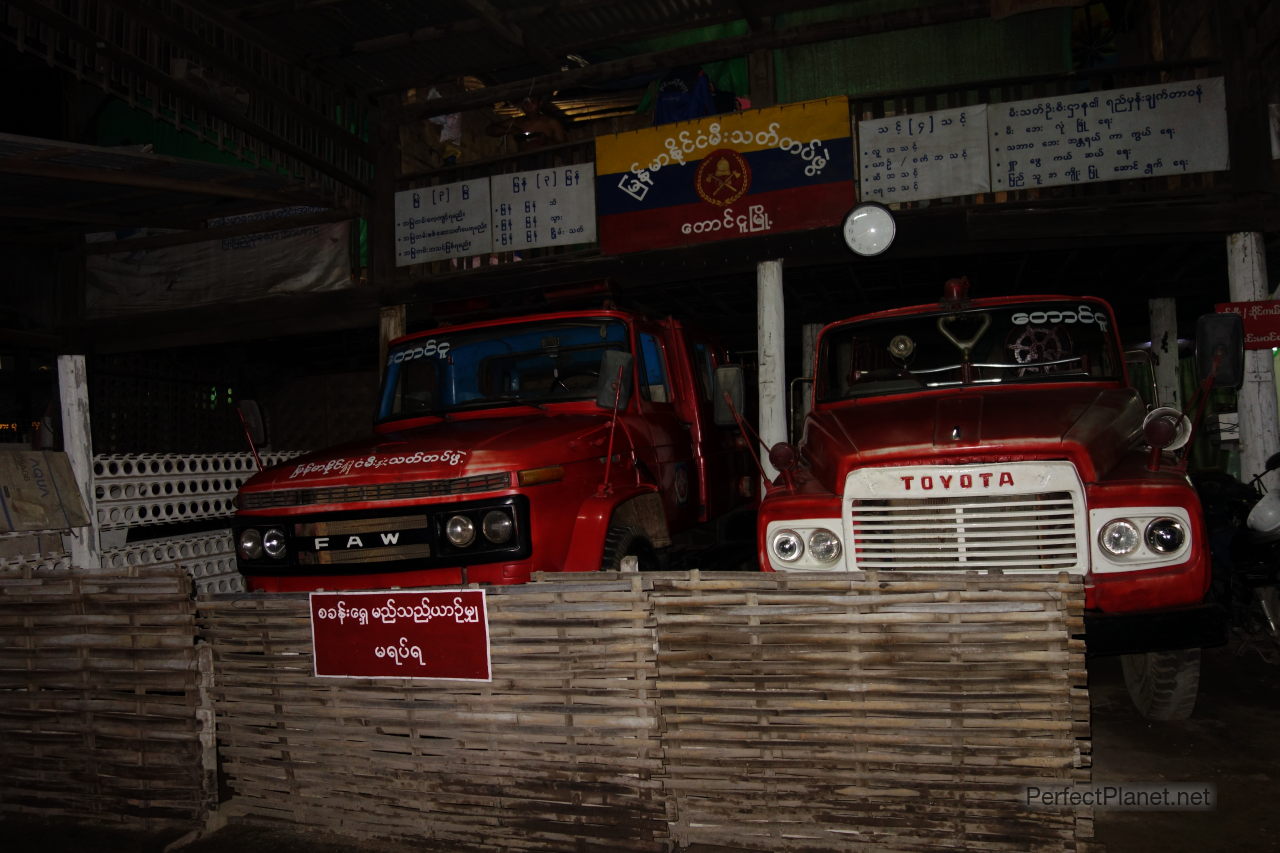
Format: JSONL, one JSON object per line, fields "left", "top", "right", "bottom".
{"left": 849, "top": 491, "right": 1082, "bottom": 572}
{"left": 239, "top": 472, "right": 511, "bottom": 510}
{"left": 844, "top": 462, "right": 1086, "bottom": 573}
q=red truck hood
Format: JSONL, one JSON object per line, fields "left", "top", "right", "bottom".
{"left": 804, "top": 385, "right": 1145, "bottom": 488}
{"left": 240, "top": 411, "right": 613, "bottom": 493}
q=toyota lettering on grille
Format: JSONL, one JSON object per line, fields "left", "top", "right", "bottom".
{"left": 898, "top": 471, "right": 1016, "bottom": 491}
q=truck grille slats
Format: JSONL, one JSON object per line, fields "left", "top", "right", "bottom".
{"left": 240, "top": 472, "right": 511, "bottom": 510}
{"left": 850, "top": 492, "right": 1080, "bottom": 570}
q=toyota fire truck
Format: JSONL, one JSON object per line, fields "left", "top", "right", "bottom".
{"left": 758, "top": 278, "right": 1235, "bottom": 720}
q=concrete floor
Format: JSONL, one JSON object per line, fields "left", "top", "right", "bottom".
{"left": 7, "top": 641, "right": 1280, "bottom": 853}
{"left": 1089, "top": 641, "right": 1280, "bottom": 853}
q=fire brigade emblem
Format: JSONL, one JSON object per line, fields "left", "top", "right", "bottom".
{"left": 695, "top": 149, "right": 751, "bottom": 207}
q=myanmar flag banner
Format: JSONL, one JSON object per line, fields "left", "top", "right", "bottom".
{"left": 595, "top": 98, "right": 853, "bottom": 255}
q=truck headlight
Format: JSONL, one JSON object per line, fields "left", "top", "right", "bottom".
{"left": 1099, "top": 519, "right": 1140, "bottom": 556}
{"left": 482, "top": 510, "right": 513, "bottom": 544}
{"left": 237, "top": 528, "right": 263, "bottom": 560}
{"left": 1145, "top": 518, "right": 1185, "bottom": 554}
{"left": 262, "top": 528, "right": 287, "bottom": 559}
{"left": 446, "top": 515, "right": 476, "bottom": 547}
{"left": 772, "top": 529, "right": 804, "bottom": 562}
{"left": 808, "top": 529, "right": 842, "bottom": 563}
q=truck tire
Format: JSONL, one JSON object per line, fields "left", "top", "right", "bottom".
{"left": 1120, "top": 648, "right": 1200, "bottom": 721}
{"left": 601, "top": 525, "right": 660, "bottom": 572}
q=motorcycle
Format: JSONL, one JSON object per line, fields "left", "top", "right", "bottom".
{"left": 1194, "top": 451, "right": 1280, "bottom": 655}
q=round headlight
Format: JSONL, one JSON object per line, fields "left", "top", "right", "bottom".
{"left": 262, "top": 528, "right": 287, "bottom": 559}
{"left": 482, "top": 510, "right": 514, "bottom": 544}
{"left": 808, "top": 529, "right": 842, "bottom": 563}
{"left": 1099, "top": 519, "right": 1140, "bottom": 557}
{"left": 1145, "top": 518, "right": 1186, "bottom": 554}
{"left": 772, "top": 529, "right": 804, "bottom": 562}
{"left": 445, "top": 515, "right": 476, "bottom": 547}
{"left": 237, "top": 528, "right": 263, "bottom": 560}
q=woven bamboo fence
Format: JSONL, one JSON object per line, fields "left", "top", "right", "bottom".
{"left": 200, "top": 571, "right": 1092, "bottom": 852}
{"left": 199, "top": 576, "right": 668, "bottom": 851}
{"left": 0, "top": 564, "right": 209, "bottom": 829}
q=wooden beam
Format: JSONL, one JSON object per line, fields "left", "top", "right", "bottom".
{"left": 0, "top": 205, "right": 189, "bottom": 229}
{"left": 462, "top": 0, "right": 563, "bottom": 70}
{"left": 78, "top": 208, "right": 358, "bottom": 255}
{"left": 400, "top": 0, "right": 991, "bottom": 122}
{"left": 0, "top": 155, "right": 325, "bottom": 206}
{"left": 7, "top": 0, "right": 373, "bottom": 196}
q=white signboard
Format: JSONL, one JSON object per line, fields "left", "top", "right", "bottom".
{"left": 990, "top": 77, "right": 1228, "bottom": 191}
{"left": 491, "top": 164, "right": 597, "bottom": 250}
{"left": 394, "top": 178, "right": 492, "bottom": 266}
{"left": 858, "top": 105, "right": 990, "bottom": 202}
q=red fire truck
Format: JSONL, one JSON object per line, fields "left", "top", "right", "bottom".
{"left": 758, "top": 279, "right": 1238, "bottom": 720}
{"left": 233, "top": 308, "right": 753, "bottom": 593}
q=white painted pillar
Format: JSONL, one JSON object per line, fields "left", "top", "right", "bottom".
{"left": 1148, "top": 297, "right": 1181, "bottom": 410}
{"left": 57, "top": 354, "right": 100, "bottom": 569}
{"left": 757, "top": 259, "right": 786, "bottom": 481}
{"left": 1227, "top": 232, "right": 1280, "bottom": 489}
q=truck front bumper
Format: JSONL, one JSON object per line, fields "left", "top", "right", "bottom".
{"left": 1083, "top": 603, "right": 1227, "bottom": 657}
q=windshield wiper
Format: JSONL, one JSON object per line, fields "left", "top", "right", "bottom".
{"left": 445, "top": 397, "right": 547, "bottom": 413}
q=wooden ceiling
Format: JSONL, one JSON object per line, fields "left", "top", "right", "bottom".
{"left": 0, "top": 0, "right": 992, "bottom": 244}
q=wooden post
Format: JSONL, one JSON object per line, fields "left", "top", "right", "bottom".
{"left": 748, "top": 48, "right": 776, "bottom": 109}
{"left": 56, "top": 354, "right": 100, "bottom": 569}
{"left": 758, "top": 259, "right": 785, "bottom": 481}
{"left": 369, "top": 94, "right": 402, "bottom": 296}
{"left": 1148, "top": 297, "right": 1180, "bottom": 410}
{"left": 379, "top": 304, "right": 407, "bottom": 382}
{"left": 796, "top": 322, "right": 822, "bottom": 442}
{"left": 1227, "top": 232, "right": 1279, "bottom": 489}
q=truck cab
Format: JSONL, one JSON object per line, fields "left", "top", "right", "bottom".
{"left": 234, "top": 309, "right": 753, "bottom": 592}
{"left": 758, "top": 280, "right": 1224, "bottom": 719}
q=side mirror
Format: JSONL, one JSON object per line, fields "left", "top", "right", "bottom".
{"left": 713, "top": 364, "right": 745, "bottom": 427}
{"left": 596, "top": 350, "right": 633, "bottom": 409}
{"left": 1195, "top": 313, "right": 1244, "bottom": 389}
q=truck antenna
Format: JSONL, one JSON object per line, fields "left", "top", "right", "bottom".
{"left": 596, "top": 362, "right": 627, "bottom": 497}
{"left": 721, "top": 391, "right": 772, "bottom": 486}
{"left": 236, "top": 405, "right": 264, "bottom": 472}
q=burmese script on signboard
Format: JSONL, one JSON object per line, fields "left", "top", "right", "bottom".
{"left": 1215, "top": 301, "right": 1280, "bottom": 351}
{"left": 490, "top": 164, "right": 597, "bottom": 251}
{"left": 394, "top": 178, "right": 492, "bottom": 266}
{"left": 310, "top": 589, "right": 492, "bottom": 680}
{"left": 991, "top": 77, "right": 1228, "bottom": 191}
{"left": 858, "top": 105, "right": 990, "bottom": 203}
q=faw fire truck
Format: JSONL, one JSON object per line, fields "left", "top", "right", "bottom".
{"left": 758, "top": 279, "right": 1235, "bottom": 720}
{"left": 233, "top": 309, "right": 753, "bottom": 594}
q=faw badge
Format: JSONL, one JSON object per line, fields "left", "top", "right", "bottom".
{"left": 695, "top": 149, "right": 751, "bottom": 206}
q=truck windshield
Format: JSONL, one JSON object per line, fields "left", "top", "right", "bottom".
{"left": 819, "top": 300, "right": 1123, "bottom": 402}
{"left": 379, "top": 318, "right": 630, "bottom": 419}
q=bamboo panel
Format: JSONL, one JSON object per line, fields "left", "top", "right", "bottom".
{"left": 199, "top": 574, "right": 669, "bottom": 852}
{"left": 198, "top": 570, "right": 1090, "bottom": 852}
{"left": 0, "top": 565, "right": 208, "bottom": 830}
{"left": 642, "top": 570, "right": 1092, "bottom": 852}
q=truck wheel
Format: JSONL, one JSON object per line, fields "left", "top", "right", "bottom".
{"left": 602, "top": 525, "right": 660, "bottom": 572}
{"left": 1120, "top": 648, "right": 1200, "bottom": 721}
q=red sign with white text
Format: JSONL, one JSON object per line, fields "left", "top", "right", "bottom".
{"left": 310, "top": 589, "right": 491, "bottom": 680}
{"left": 1216, "top": 301, "right": 1280, "bottom": 350}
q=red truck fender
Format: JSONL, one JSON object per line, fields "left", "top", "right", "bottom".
{"left": 562, "top": 486, "right": 670, "bottom": 571}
